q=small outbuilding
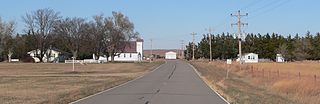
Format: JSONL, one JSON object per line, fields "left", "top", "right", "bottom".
{"left": 165, "top": 51, "right": 177, "bottom": 60}
{"left": 237, "top": 53, "right": 258, "bottom": 63}
{"left": 276, "top": 54, "right": 285, "bottom": 63}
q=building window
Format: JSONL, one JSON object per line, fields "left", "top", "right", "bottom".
{"left": 118, "top": 55, "right": 120, "bottom": 58}
{"left": 130, "top": 53, "right": 132, "bottom": 58}
{"left": 124, "top": 54, "right": 126, "bottom": 58}
{"left": 248, "top": 56, "right": 251, "bottom": 59}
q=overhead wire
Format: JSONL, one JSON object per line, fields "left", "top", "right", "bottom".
{"left": 246, "top": 0, "right": 282, "bottom": 13}
{"left": 240, "top": 0, "right": 268, "bottom": 11}
{"left": 205, "top": 0, "right": 294, "bottom": 35}
{"left": 236, "top": 0, "right": 295, "bottom": 35}
{"left": 248, "top": 0, "right": 294, "bottom": 19}
{"left": 213, "top": 0, "right": 269, "bottom": 33}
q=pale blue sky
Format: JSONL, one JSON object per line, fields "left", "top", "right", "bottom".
{"left": 0, "top": 0, "right": 319, "bottom": 49}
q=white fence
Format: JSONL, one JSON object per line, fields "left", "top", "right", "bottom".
{"left": 84, "top": 59, "right": 100, "bottom": 63}
{"left": 11, "top": 59, "right": 19, "bottom": 62}
{"left": 65, "top": 60, "right": 84, "bottom": 64}
{"left": 65, "top": 59, "right": 107, "bottom": 64}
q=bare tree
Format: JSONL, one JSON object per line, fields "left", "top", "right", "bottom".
{"left": 293, "top": 36, "right": 312, "bottom": 61}
{"left": 0, "top": 17, "right": 15, "bottom": 61}
{"left": 105, "top": 12, "right": 138, "bottom": 62}
{"left": 54, "top": 17, "right": 85, "bottom": 59}
{"left": 89, "top": 14, "right": 108, "bottom": 59}
{"left": 276, "top": 44, "right": 289, "bottom": 61}
{"left": 85, "top": 12, "right": 138, "bottom": 62}
{"left": 22, "top": 8, "right": 61, "bottom": 62}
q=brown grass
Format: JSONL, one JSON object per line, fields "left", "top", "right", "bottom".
{"left": 194, "top": 60, "right": 320, "bottom": 104}
{"left": 191, "top": 60, "right": 307, "bottom": 104}
{"left": 0, "top": 62, "right": 163, "bottom": 104}
{"left": 249, "top": 61, "right": 320, "bottom": 76}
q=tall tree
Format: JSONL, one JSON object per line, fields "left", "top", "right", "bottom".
{"left": 293, "top": 34, "right": 312, "bottom": 61}
{"left": 0, "top": 17, "right": 15, "bottom": 61}
{"left": 22, "top": 8, "right": 61, "bottom": 62}
{"left": 12, "top": 34, "right": 28, "bottom": 59}
{"left": 53, "top": 17, "right": 86, "bottom": 59}
{"left": 87, "top": 14, "right": 107, "bottom": 60}
{"left": 198, "top": 34, "right": 209, "bottom": 58}
{"left": 311, "top": 32, "right": 320, "bottom": 60}
{"left": 276, "top": 44, "right": 289, "bottom": 61}
{"left": 105, "top": 12, "right": 138, "bottom": 62}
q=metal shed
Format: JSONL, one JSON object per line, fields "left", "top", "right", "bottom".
{"left": 165, "top": 51, "right": 177, "bottom": 59}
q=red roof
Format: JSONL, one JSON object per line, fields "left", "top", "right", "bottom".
{"left": 119, "top": 38, "right": 144, "bottom": 53}
{"left": 123, "top": 41, "right": 137, "bottom": 53}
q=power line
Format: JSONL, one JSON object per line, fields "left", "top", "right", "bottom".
{"left": 248, "top": 0, "right": 287, "bottom": 14}
{"left": 240, "top": 0, "right": 268, "bottom": 11}
{"left": 248, "top": 0, "right": 294, "bottom": 19}
{"left": 213, "top": 18, "right": 230, "bottom": 29}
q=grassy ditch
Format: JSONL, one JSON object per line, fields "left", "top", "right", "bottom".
{"left": 191, "top": 61, "right": 297, "bottom": 104}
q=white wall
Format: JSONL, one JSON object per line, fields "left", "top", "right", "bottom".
{"left": 108, "top": 41, "right": 143, "bottom": 62}
{"left": 165, "top": 52, "right": 177, "bottom": 59}
{"left": 242, "top": 53, "right": 258, "bottom": 63}
{"left": 276, "top": 54, "right": 285, "bottom": 62}
{"left": 136, "top": 41, "right": 143, "bottom": 61}
{"left": 109, "top": 53, "right": 140, "bottom": 61}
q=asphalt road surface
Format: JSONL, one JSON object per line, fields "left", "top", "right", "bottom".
{"left": 71, "top": 60, "right": 228, "bottom": 104}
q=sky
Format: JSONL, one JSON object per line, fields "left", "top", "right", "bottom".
{"left": 0, "top": 0, "right": 319, "bottom": 49}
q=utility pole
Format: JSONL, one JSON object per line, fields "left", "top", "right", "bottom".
{"left": 231, "top": 10, "right": 248, "bottom": 64}
{"left": 150, "top": 39, "right": 153, "bottom": 63}
{"left": 191, "top": 32, "right": 197, "bottom": 60}
{"left": 180, "top": 40, "right": 184, "bottom": 59}
{"left": 206, "top": 28, "right": 213, "bottom": 62}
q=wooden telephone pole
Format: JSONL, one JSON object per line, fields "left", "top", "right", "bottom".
{"left": 206, "top": 28, "right": 213, "bottom": 61}
{"left": 231, "top": 10, "right": 248, "bottom": 64}
{"left": 191, "top": 32, "right": 197, "bottom": 60}
{"left": 150, "top": 39, "right": 153, "bottom": 63}
{"left": 180, "top": 40, "right": 184, "bottom": 59}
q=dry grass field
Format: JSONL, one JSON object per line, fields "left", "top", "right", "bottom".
{"left": 0, "top": 62, "right": 163, "bottom": 104}
{"left": 191, "top": 60, "right": 320, "bottom": 104}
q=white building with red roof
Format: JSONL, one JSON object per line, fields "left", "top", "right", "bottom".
{"left": 109, "top": 38, "right": 143, "bottom": 62}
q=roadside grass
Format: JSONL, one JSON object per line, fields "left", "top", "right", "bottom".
{"left": 227, "top": 61, "right": 320, "bottom": 104}
{"left": 191, "top": 61, "right": 296, "bottom": 104}
{"left": 0, "top": 61, "right": 163, "bottom": 104}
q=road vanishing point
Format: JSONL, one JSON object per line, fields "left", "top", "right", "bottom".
{"left": 71, "top": 60, "right": 228, "bottom": 104}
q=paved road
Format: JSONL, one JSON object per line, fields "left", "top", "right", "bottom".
{"left": 71, "top": 60, "right": 228, "bottom": 104}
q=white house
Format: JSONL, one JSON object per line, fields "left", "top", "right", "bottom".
{"left": 237, "top": 53, "right": 258, "bottom": 63}
{"left": 165, "top": 51, "right": 177, "bottom": 60}
{"left": 108, "top": 39, "right": 143, "bottom": 62}
{"left": 276, "top": 54, "right": 285, "bottom": 63}
{"left": 27, "top": 49, "right": 65, "bottom": 63}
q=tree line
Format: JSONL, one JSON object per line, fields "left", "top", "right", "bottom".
{"left": 185, "top": 32, "right": 320, "bottom": 61}
{"left": 0, "top": 8, "right": 139, "bottom": 62}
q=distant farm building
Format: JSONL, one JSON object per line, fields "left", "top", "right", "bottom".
{"left": 276, "top": 54, "right": 285, "bottom": 63}
{"left": 109, "top": 38, "right": 143, "bottom": 62}
{"left": 144, "top": 49, "right": 184, "bottom": 59}
{"left": 237, "top": 53, "right": 259, "bottom": 63}
{"left": 165, "top": 51, "right": 177, "bottom": 60}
